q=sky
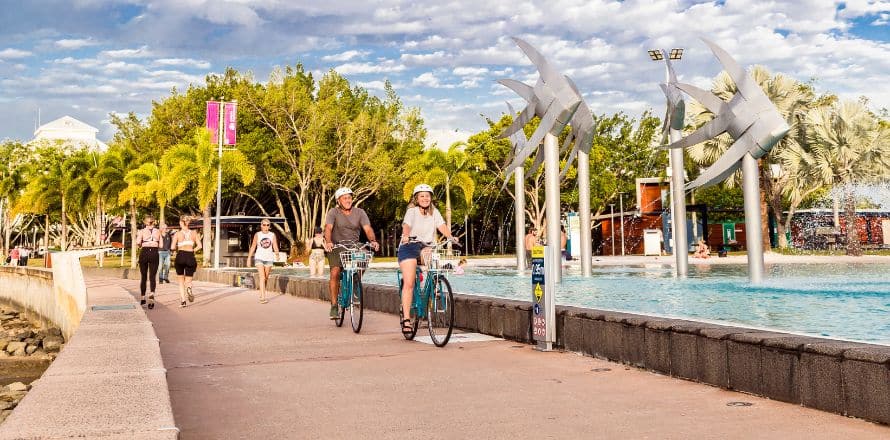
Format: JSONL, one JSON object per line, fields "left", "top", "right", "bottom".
{"left": 0, "top": 0, "right": 888, "bottom": 148}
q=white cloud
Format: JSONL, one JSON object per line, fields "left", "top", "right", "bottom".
{"left": 54, "top": 38, "right": 98, "bottom": 50}
{"left": 100, "top": 46, "right": 153, "bottom": 59}
{"left": 334, "top": 61, "right": 406, "bottom": 74}
{"left": 453, "top": 66, "right": 488, "bottom": 76}
{"left": 0, "top": 49, "right": 32, "bottom": 59}
{"left": 322, "top": 50, "right": 370, "bottom": 62}
{"left": 153, "top": 58, "right": 211, "bottom": 69}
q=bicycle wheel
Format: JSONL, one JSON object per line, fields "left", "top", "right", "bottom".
{"left": 334, "top": 275, "right": 347, "bottom": 327}
{"left": 427, "top": 274, "right": 454, "bottom": 347}
{"left": 398, "top": 278, "right": 419, "bottom": 340}
{"left": 350, "top": 272, "right": 364, "bottom": 333}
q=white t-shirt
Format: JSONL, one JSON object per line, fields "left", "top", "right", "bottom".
{"left": 254, "top": 231, "right": 277, "bottom": 261}
{"left": 401, "top": 206, "right": 445, "bottom": 243}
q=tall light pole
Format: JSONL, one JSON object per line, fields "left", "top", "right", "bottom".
{"left": 609, "top": 203, "right": 615, "bottom": 256}
{"left": 650, "top": 47, "right": 689, "bottom": 276}
{"left": 209, "top": 99, "right": 237, "bottom": 270}
{"left": 619, "top": 192, "right": 625, "bottom": 256}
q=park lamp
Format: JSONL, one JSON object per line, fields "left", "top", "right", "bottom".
{"left": 648, "top": 50, "right": 663, "bottom": 61}
{"left": 669, "top": 48, "right": 683, "bottom": 60}
{"left": 769, "top": 163, "right": 783, "bottom": 180}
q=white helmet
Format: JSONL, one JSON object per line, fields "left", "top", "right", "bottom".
{"left": 413, "top": 183, "right": 434, "bottom": 196}
{"left": 334, "top": 187, "right": 354, "bottom": 200}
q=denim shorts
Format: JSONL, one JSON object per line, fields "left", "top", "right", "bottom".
{"left": 397, "top": 242, "right": 424, "bottom": 262}
{"left": 254, "top": 258, "right": 274, "bottom": 267}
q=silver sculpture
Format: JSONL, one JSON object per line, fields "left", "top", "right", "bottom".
{"left": 499, "top": 37, "right": 594, "bottom": 277}
{"left": 651, "top": 48, "right": 689, "bottom": 277}
{"left": 662, "top": 38, "right": 790, "bottom": 282}
{"left": 505, "top": 102, "right": 529, "bottom": 272}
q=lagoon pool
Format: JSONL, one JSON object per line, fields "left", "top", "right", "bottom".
{"left": 281, "top": 263, "right": 890, "bottom": 345}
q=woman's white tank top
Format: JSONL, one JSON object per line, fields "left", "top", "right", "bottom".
{"left": 179, "top": 230, "right": 195, "bottom": 247}
{"left": 254, "top": 231, "right": 276, "bottom": 261}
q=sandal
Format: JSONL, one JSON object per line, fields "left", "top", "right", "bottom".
{"left": 401, "top": 319, "right": 413, "bottom": 333}
{"left": 180, "top": 301, "right": 187, "bottom": 308}
{"left": 147, "top": 294, "right": 155, "bottom": 310}
{"left": 187, "top": 287, "right": 194, "bottom": 303}
{"left": 260, "top": 299, "right": 268, "bottom": 304}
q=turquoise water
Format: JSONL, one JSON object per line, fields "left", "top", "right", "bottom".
{"left": 347, "top": 263, "right": 890, "bottom": 345}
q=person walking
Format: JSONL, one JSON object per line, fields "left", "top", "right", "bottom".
{"left": 308, "top": 227, "right": 326, "bottom": 278}
{"left": 247, "top": 218, "right": 279, "bottom": 304}
{"left": 136, "top": 215, "right": 161, "bottom": 309}
{"left": 158, "top": 223, "right": 173, "bottom": 283}
{"left": 324, "top": 187, "right": 380, "bottom": 320}
{"left": 172, "top": 215, "right": 201, "bottom": 308}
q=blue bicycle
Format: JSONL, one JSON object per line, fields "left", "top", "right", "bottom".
{"left": 398, "top": 241, "right": 457, "bottom": 347}
{"left": 334, "top": 242, "right": 373, "bottom": 333}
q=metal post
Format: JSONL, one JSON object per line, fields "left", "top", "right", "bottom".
{"left": 544, "top": 133, "right": 561, "bottom": 285}
{"left": 213, "top": 100, "right": 224, "bottom": 269}
{"left": 742, "top": 154, "right": 764, "bottom": 283}
{"left": 619, "top": 192, "right": 625, "bottom": 256}
{"left": 669, "top": 132, "right": 689, "bottom": 276}
{"left": 578, "top": 149, "right": 592, "bottom": 276}
{"left": 609, "top": 204, "right": 615, "bottom": 256}
{"left": 543, "top": 132, "right": 559, "bottom": 349}
{"left": 515, "top": 166, "right": 526, "bottom": 271}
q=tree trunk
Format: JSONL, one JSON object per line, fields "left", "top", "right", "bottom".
{"left": 61, "top": 195, "right": 68, "bottom": 251}
{"left": 2, "top": 198, "right": 9, "bottom": 256}
{"left": 445, "top": 180, "right": 453, "bottom": 232}
{"left": 759, "top": 168, "right": 771, "bottom": 252}
{"left": 202, "top": 205, "right": 212, "bottom": 266}
{"left": 159, "top": 204, "right": 165, "bottom": 227}
{"left": 43, "top": 214, "right": 49, "bottom": 267}
{"left": 844, "top": 184, "right": 861, "bottom": 256}
{"left": 130, "top": 201, "right": 138, "bottom": 268}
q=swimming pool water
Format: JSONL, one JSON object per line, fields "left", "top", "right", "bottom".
{"left": 352, "top": 263, "right": 890, "bottom": 345}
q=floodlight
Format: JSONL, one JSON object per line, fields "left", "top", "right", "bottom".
{"left": 669, "top": 48, "right": 683, "bottom": 60}
{"left": 648, "top": 50, "right": 663, "bottom": 61}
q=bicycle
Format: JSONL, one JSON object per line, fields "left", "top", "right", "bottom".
{"left": 397, "top": 240, "right": 458, "bottom": 347}
{"left": 333, "top": 241, "right": 373, "bottom": 333}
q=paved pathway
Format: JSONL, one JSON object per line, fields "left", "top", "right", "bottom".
{"left": 104, "top": 276, "right": 889, "bottom": 439}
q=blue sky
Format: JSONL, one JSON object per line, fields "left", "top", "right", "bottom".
{"left": 0, "top": 0, "right": 888, "bottom": 148}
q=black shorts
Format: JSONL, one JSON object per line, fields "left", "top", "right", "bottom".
{"left": 174, "top": 251, "right": 197, "bottom": 277}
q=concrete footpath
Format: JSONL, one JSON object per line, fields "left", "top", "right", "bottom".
{"left": 99, "top": 275, "right": 889, "bottom": 440}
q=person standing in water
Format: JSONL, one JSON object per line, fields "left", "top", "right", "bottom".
{"left": 308, "top": 227, "right": 326, "bottom": 278}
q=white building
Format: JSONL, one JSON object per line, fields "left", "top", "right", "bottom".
{"left": 30, "top": 116, "right": 107, "bottom": 151}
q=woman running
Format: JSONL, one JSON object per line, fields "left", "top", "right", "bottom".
{"left": 172, "top": 215, "right": 201, "bottom": 308}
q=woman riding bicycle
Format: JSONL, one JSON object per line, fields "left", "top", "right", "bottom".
{"left": 398, "top": 183, "right": 456, "bottom": 333}
{"left": 324, "top": 187, "right": 380, "bottom": 319}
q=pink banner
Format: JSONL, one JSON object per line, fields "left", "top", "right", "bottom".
{"left": 205, "top": 101, "right": 220, "bottom": 144}
{"left": 224, "top": 102, "right": 237, "bottom": 145}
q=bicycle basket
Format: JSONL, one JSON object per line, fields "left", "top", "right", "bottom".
{"left": 342, "top": 249, "right": 373, "bottom": 271}
{"left": 429, "top": 249, "right": 460, "bottom": 272}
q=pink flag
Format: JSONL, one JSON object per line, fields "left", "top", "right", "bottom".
{"left": 224, "top": 102, "right": 237, "bottom": 145}
{"left": 205, "top": 101, "right": 220, "bottom": 144}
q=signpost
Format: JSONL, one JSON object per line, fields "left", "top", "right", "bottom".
{"left": 206, "top": 100, "right": 237, "bottom": 269}
{"left": 531, "top": 245, "right": 554, "bottom": 351}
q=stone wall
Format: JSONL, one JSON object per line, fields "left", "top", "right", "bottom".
{"left": 95, "top": 267, "right": 890, "bottom": 425}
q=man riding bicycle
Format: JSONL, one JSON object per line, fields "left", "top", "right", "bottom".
{"left": 398, "top": 184, "right": 456, "bottom": 333}
{"left": 325, "top": 187, "right": 380, "bottom": 319}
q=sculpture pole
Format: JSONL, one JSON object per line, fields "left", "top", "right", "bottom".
{"left": 669, "top": 133, "right": 689, "bottom": 276}
{"left": 742, "top": 154, "right": 765, "bottom": 282}
{"left": 515, "top": 166, "right": 527, "bottom": 271}
{"left": 545, "top": 133, "right": 561, "bottom": 284}
{"left": 578, "top": 150, "right": 592, "bottom": 276}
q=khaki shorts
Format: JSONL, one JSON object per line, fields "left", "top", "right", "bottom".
{"left": 326, "top": 247, "right": 347, "bottom": 268}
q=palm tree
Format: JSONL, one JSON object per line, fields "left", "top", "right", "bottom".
{"left": 685, "top": 66, "right": 816, "bottom": 249}
{"left": 163, "top": 128, "right": 255, "bottom": 265}
{"left": 99, "top": 145, "right": 141, "bottom": 267}
{"left": 803, "top": 100, "right": 890, "bottom": 255}
{"left": 402, "top": 143, "right": 483, "bottom": 233}
{"left": 0, "top": 142, "right": 27, "bottom": 254}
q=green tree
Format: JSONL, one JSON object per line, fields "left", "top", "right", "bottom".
{"left": 0, "top": 141, "right": 28, "bottom": 254}
{"left": 163, "top": 128, "right": 255, "bottom": 265}
{"left": 802, "top": 100, "right": 890, "bottom": 255}
{"left": 402, "top": 142, "right": 483, "bottom": 232}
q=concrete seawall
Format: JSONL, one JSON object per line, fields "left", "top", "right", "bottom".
{"left": 0, "top": 266, "right": 176, "bottom": 439}
{"left": 95, "top": 267, "right": 890, "bottom": 426}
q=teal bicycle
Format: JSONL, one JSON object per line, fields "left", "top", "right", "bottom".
{"left": 398, "top": 240, "right": 457, "bottom": 347}
{"left": 334, "top": 242, "right": 373, "bottom": 333}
